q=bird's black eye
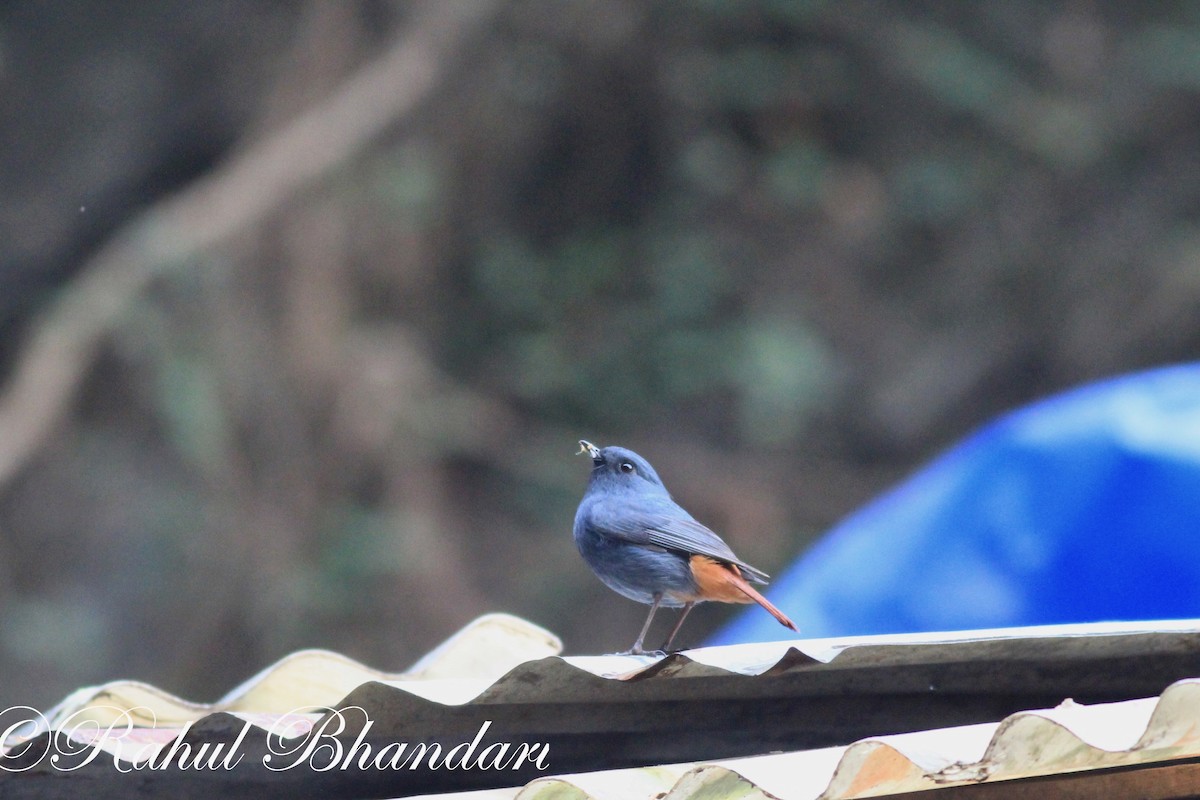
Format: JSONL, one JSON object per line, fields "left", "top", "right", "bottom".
{"left": 619, "top": 461, "right": 635, "bottom": 474}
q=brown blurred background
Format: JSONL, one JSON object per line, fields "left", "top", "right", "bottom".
{"left": 3, "top": 0, "right": 1200, "bottom": 709}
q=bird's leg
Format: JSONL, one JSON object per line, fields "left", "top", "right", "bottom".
{"left": 627, "top": 594, "right": 662, "bottom": 655}
{"left": 661, "top": 601, "right": 695, "bottom": 652}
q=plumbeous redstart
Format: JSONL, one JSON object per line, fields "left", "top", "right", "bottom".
{"left": 574, "top": 440, "right": 797, "bottom": 654}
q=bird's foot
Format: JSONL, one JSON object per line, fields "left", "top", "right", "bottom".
{"left": 616, "top": 647, "right": 667, "bottom": 657}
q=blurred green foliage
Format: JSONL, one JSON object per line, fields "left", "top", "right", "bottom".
{"left": 4, "top": 0, "right": 1200, "bottom": 710}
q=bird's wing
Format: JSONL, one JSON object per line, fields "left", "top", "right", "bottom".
{"left": 588, "top": 495, "right": 771, "bottom": 583}
{"left": 647, "top": 517, "right": 770, "bottom": 582}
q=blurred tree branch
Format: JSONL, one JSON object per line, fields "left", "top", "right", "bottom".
{"left": 0, "top": 0, "right": 501, "bottom": 492}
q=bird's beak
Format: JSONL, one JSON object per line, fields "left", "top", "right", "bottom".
{"left": 578, "top": 439, "right": 601, "bottom": 459}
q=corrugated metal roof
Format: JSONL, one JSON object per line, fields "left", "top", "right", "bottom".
{"left": 446, "top": 678, "right": 1200, "bottom": 799}
{"left": 5, "top": 615, "right": 1200, "bottom": 799}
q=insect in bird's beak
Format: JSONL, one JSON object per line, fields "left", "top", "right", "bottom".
{"left": 578, "top": 440, "right": 601, "bottom": 459}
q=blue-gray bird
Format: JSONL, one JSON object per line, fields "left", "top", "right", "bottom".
{"left": 573, "top": 440, "right": 797, "bottom": 654}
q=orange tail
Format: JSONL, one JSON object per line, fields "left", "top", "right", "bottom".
{"left": 690, "top": 556, "right": 799, "bottom": 633}
{"left": 730, "top": 571, "right": 799, "bottom": 632}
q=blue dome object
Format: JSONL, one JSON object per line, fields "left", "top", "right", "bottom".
{"left": 711, "top": 363, "right": 1200, "bottom": 644}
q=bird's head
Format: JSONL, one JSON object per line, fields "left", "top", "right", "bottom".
{"left": 577, "top": 440, "right": 668, "bottom": 494}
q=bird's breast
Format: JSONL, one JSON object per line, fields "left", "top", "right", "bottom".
{"left": 573, "top": 514, "right": 697, "bottom": 606}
